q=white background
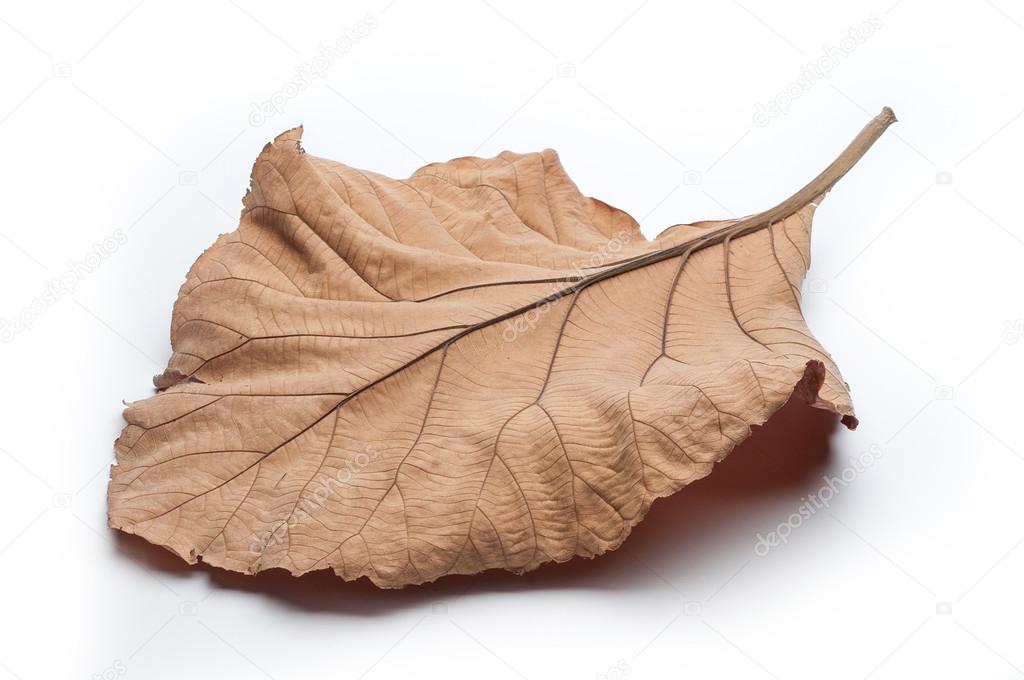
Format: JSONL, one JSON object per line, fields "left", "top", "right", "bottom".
{"left": 1, "top": 1, "right": 1022, "bottom": 678}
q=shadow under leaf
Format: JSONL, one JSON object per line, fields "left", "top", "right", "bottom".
{"left": 115, "top": 394, "right": 840, "bottom": 615}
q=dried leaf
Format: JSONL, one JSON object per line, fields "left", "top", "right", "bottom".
{"left": 109, "top": 108, "right": 895, "bottom": 587}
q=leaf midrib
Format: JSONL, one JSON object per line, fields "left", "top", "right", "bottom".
{"left": 142, "top": 108, "right": 895, "bottom": 526}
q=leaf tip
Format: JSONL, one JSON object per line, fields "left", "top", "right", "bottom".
{"left": 272, "top": 125, "right": 306, "bottom": 154}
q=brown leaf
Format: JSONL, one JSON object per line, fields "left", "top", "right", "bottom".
{"left": 108, "top": 108, "right": 896, "bottom": 588}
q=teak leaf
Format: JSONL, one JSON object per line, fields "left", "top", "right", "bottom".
{"left": 109, "top": 108, "right": 896, "bottom": 588}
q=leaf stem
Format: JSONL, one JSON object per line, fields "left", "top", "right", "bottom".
{"left": 602, "top": 107, "right": 898, "bottom": 282}
{"left": 425, "top": 107, "right": 899, "bottom": 351}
